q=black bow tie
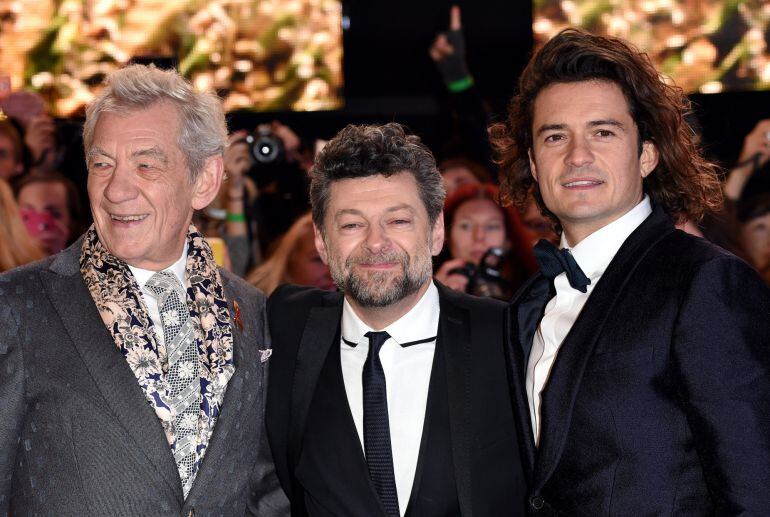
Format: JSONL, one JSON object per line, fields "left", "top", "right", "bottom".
{"left": 533, "top": 239, "right": 591, "bottom": 293}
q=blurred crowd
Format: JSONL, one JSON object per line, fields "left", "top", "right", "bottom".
{"left": 2, "top": 6, "right": 769, "bottom": 292}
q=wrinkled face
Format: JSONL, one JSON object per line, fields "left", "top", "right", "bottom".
{"left": 18, "top": 181, "right": 72, "bottom": 255}
{"left": 529, "top": 80, "right": 658, "bottom": 244}
{"left": 449, "top": 198, "right": 507, "bottom": 264}
{"left": 0, "top": 135, "right": 22, "bottom": 181}
{"left": 741, "top": 212, "right": 770, "bottom": 273}
{"left": 288, "top": 226, "right": 335, "bottom": 291}
{"left": 315, "top": 173, "right": 444, "bottom": 308}
{"left": 441, "top": 166, "right": 480, "bottom": 195}
{"left": 87, "top": 102, "right": 221, "bottom": 270}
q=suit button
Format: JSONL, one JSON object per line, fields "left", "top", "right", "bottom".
{"left": 530, "top": 496, "right": 545, "bottom": 511}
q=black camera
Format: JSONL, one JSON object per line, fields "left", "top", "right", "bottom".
{"left": 448, "top": 247, "right": 511, "bottom": 300}
{"left": 243, "top": 126, "right": 285, "bottom": 164}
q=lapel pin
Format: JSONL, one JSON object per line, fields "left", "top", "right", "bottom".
{"left": 233, "top": 300, "right": 244, "bottom": 331}
{"left": 260, "top": 349, "right": 273, "bottom": 363}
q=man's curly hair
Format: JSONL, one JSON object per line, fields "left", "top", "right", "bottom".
{"left": 489, "top": 28, "right": 723, "bottom": 225}
{"left": 310, "top": 122, "right": 445, "bottom": 232}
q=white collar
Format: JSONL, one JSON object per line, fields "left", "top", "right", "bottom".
{"left": 128, "top": 241, "right": 189, "bottom": 289}
{"left": 341, "top": 281, "right": 440, "bottom": 346}
{"left": 563, "top": 196, "right": 652, "bottom": 280}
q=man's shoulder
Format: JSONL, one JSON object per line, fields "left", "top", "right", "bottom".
{"left": 0, "top": 256, "right": 59, "bottom": 304}
{"left": 219, "top": 267, "right": 266, "bottom": 305}
{"left": 269, "top": 284, "right": 340, "bottom": 309}
{"left": 435, "top": 281, "right": 507, "bottom": 315}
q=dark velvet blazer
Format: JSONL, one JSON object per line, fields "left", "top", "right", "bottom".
{"left": 266, "top": 282, "right": 527, "bottom": 517}
{"left": 0, "top": 237, "right": 288, "bottom": 516}
{"left": 506, "top": 206, "right": 770, "bottom": 516}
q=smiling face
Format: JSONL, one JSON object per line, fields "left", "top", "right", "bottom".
{"left": 87, "top": 102, "right": 222, "bottom": 270}
{"left": 314, "top": 172, "right": 444, "bottom": 309}
{"left": 529, "top": 80, "right": 658, "bottom": 244}
{"left": 449, "top": 197, "right": 507, "bottom": 264}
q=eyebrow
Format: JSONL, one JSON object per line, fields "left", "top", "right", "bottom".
{"left": 86, "top": 146, "right": 169, "bottom": 165}
{"left": 535, "top": 119, "right": 627, "bottom": 136}
{"left": 333, "top": 204, "right": 416, "bottom": 220}
{"left": 132, "top": 146, "right": 169, "bottom": 165}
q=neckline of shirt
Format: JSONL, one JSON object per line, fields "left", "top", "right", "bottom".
{"left": 128, "top": 242, "right": 189, "bottom": 289}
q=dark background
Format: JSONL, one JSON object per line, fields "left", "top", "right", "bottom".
{"left": 211, "top": 0, "right": 770, "bottom": 167}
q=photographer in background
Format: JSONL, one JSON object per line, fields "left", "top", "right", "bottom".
{"left": 435, "top": 183, "right": 536, "bottom": 298}
{"left": 197, "top": 120, "right": 312, "bottom": 275}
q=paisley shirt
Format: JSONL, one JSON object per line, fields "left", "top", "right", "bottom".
{"left": 80, "top": 225, "right": 235, "bottom": 495}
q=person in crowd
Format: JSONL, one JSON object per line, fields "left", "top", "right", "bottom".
{"left": 435, "top": 183, "right": 537, "bottom": 297}
{"left": 0, "top": 178, "right": 44, "bottom": 272}
{"left": 0, "top": 91, "right": 62, "bottom": 175}
{"left": 492, "top": 28, "right": 770, "bottom": 515}
{"left": 248, "top": 212, "right": 334, "bottom": 295}
{"left": 0, "top": 119, "right": 25, "bottom": 182}
{"left": 438, "top": 157, "right": 491, "bottom": 196}
{"left": 0, "top": 64, "right": 288, "bottom": 515}
{"left": 736, "top": 193, "right": 770, "bottom": 284}
{"left": 266, "top": 123, "right": 526, "bottom": 516}
{"left": 521, "top": 191, "right": 559, "bottom": 246}
{"left": 15, "top": 172, "right": 84, "bottom": 256}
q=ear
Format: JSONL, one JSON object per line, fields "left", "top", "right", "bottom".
{"left": 528, "top": 148, "right": 539, "bottom": 182}
{"left": 191, "top": 155, "right": 224, "bottom": 210}
{"left": 430, "top": 211, "right": 445, "bottom": 256}
{"left": 639, "top": 140, "right": 659, "bottom": 178}
{"left": 313, "top": 223, "right": 329, "bottom": 265}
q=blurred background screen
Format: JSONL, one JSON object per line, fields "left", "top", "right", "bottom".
{"left": 0, "top": 0, "right": 344, "bottom": 116}
{"left": 533, "top": 0, "right": 770, "bottom": 94}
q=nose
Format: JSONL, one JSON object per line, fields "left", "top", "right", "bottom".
{"left": 363, "top": 223, "right": 391, "bottom": 254}
{"left": 102, "top": 163, "right": 139, "bottom": 204}
{"left": 565, "top": 136, "right": 594, "bottom": 169}
{"left": 472, "top": 224, "right": 486, "bottom": 243}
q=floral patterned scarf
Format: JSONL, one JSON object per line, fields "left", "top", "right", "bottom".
{"left": 80, "top": 224, "right": 234, "bottom": 493}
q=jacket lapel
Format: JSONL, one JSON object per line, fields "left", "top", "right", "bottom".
{"left": 533, "top": 206, "right": 675, "bottom": 490}
{"left": 186, "top": 274, "right": 261, "bottom": 500}
{"left": 288, "top": 291, "right": 344, "bottom": 466}
{"left": 436, "top": 284, "right": 473, "bottom": 517}
{"left": 504, "top": 276, "right": 542, "bottom": 477}
{"left": 41, "top": 245, "right": 183, "bottom": 501}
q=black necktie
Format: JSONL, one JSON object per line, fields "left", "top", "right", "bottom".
{"left": 362, "top": 330, "right": 400, "bottom": 517}
{"left": 533, "top": 239, "right": 591, "bottom": 293}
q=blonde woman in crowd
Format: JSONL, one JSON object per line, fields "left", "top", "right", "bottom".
{"left": 0, "top": 178, "right": 44, "bottom": 272}
{"left": 248, "top": 212, "right": 334, "bottom": 295}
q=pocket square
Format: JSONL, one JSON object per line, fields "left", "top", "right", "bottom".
{"left": 260, "top": 349, "right": 273, "bottom": 363}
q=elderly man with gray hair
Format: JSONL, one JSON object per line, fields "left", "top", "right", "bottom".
{"left": 0, "top": 64, "right": 288, "bottom": 516}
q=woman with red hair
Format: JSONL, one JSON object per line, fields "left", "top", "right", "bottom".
{"left": 435, "top": 182, "right": 537, "bottom": 298}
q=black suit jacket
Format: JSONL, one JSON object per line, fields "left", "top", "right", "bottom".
{"left": 266, "top": 282, "right": 527, "bottom": 516}
{"left": 506, "top": 206, "right": 770, "bottom": 516}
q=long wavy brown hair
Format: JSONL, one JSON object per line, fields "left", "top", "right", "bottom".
{"left": 489, "top": 28, "right": 723, "bottom": 225}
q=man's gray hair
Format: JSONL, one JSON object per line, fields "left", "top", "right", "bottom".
{"left": 82, "top": 64, "right": 228, "bottom": 182}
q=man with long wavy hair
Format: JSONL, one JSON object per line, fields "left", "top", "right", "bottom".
{"left": 491, "top": 29, "right": 770, "bottom": 515}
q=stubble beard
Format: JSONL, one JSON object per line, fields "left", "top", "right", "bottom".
{"left": 328, "top": 245, "right": 433, "bottom": 308}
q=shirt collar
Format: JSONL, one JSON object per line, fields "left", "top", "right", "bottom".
{"left": 562, "top": 196, "right": 652, "bottom": 280}
{"left": 128, "top": 241, "right": 189, "bottom": 289}
{"left": 341, "top": 281, "right": 440, "bottom": 346}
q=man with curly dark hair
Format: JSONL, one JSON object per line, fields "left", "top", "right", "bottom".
{"left": 491, "top": 29, "right": 770, "bottom": 515}
{"left": 266, "top": 122, "right": 527, "bottom": 516}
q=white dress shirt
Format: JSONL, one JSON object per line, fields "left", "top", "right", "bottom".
{"left": 128, "top": 243, "right": 188, "bottom": 349}
{"left": 526, "top": 196, "right": 652, "bottom": 444}
{"left": 340, "top": 281, "right": 440, "bottom": 517}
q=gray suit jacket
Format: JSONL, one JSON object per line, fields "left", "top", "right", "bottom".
{"left": 0, "top": 238, "right": 288, "bottom": 516}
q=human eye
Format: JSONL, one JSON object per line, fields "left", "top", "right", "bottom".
{"left": 595, "top": 128, "right": 616, "bottom": 138}
{"left": 486, "top": 222, "right": 504, "bottom": 233}
{"left": 88, "top": 159, "right": 113, "bottom": 173}
{"left": 339, "top": 220, "right": 363, "bottom": 232}
{"left": 543, "top": 133, "right": 564, "bottom": 143}
{"left": 456, "top": 220, "right": 473, "bottom": 231}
